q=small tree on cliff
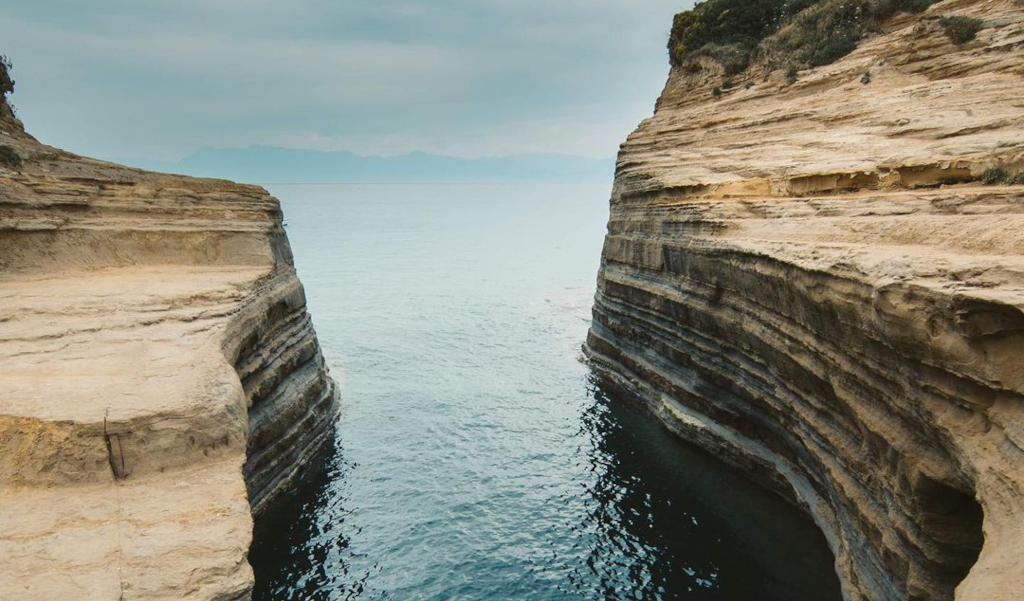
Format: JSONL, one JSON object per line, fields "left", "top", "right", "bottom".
{"left": 0, "top": 55, "right": 13, "bottom": 99}
{"left": 0, "top": 55, "right": 22, "bottom": 169}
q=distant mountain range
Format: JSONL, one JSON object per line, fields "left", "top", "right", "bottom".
{"left": 118, "top": 146, "right": 616, "bottom": 184}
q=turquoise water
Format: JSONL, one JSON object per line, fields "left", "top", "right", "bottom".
{"left": 250, "top": 183, "right": 841, "bottom": 601}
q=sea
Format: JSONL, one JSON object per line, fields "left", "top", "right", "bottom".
{"left": 250, "top": 183, "right": 841, "bottom": 601}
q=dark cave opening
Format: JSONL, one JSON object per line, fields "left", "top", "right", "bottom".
{"left": 914, "top": 473, "right": 984, "bottom": 592}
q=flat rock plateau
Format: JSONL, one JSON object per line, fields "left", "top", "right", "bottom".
{"left": 0, "top": 90, "right": 337, "bottom": 598}
{"left": 586, "top": 0, "right": 1024, "bottom": 600}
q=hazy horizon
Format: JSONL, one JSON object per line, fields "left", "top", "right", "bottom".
{"left": 119, "top": 144, "right": 616, "bottom": 184}
{"left": 1, "top": 0, "right": 694, "bottom": 168}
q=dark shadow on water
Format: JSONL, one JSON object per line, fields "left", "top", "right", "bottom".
{"left": 574, "top": 375, "right": 841, "bottom": 600}
{"left": 250, "top": 429, "right": 380, "bottom": 601}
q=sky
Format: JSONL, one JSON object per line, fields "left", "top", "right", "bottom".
{"left": 1, "top": 0, "right": 692, "bottom": 162}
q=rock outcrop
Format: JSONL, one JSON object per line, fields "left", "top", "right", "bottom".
{"left": 0, "top": 89, "right": 337, "bottom": 598}
{"left": 586, "top": 1, "right": 1024, "bottom": 600}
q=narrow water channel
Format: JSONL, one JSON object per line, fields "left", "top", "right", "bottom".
{"left": 250, "top": 183, "right": 841, "bottom": 601}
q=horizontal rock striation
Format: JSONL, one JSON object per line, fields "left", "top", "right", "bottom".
{"left": 231, "top": 272, "right": 338, "bottom": 514}
{"left": 586, "top": 1, "right": 1024, "bottom": 600}
{"left": 0, "top": 95, "right": 337, "bottom": 598}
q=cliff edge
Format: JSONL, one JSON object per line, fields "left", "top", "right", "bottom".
{"left": 586, "top": 0, "right": 1024, "bottom": 599}
{"left": 0, "top": 70, "right": 338, "bottom": 599}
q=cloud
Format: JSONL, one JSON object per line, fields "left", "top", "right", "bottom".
{"left": 1, "top": 0, "right": 692, "bottom": 161}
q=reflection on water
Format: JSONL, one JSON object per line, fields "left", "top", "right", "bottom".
{"left": 577, "top": 383, "right": 840, "bottom": 600}
{"left": 250, "top": 431, "right": 363, "bottom": 601}
{"left": 250, "top": 184, "right": 840, "bottom": 601}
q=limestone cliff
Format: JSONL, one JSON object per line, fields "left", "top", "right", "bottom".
{"left": 0, "top": 84, "right": 337, "bottom": 598}
{"left": 586, "top": 1, "right": 1024, "bottom": 600}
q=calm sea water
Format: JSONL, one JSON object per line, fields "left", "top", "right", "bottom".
{"left": 250, "top": 183, "right": 841, "bottom": 601}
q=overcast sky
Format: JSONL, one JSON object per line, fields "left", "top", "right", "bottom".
{"left": 1, "top": 1, "right": 690, "bottom": 162}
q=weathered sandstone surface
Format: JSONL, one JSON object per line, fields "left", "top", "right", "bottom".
{"left": 586, "top": 1, "right": 1024, "bottom": 600}
{"left": 0, "top": 97, "right": 337, "bottom": 598}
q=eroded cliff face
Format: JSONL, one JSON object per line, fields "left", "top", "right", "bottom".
{"left": 0, "top": 96, "right": 337, "bottom": 598}
{"left": 586, "top": 1, "right": 1024, "bottom": 600}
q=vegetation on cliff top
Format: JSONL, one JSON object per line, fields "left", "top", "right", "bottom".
{"left": 0, "top": 55, "right": 13, "bottom": 99}
{"left": 668, "top": 0, "right": 937, "bottom": 74}
{"left": 0, "top": 54, "right": 22, "bottom": 169}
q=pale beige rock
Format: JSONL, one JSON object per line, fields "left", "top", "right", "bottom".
{"left": 0, "top": 92, "right": 336, "bottom": 599}
{"left": 587, "top": 1, "right": 1024, "bottom": 600}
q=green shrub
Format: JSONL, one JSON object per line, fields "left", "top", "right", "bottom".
{"left": 722, "top": 78, "right": 735, "bottom": 89}
{"left": 980, "top": 167, "right": 1010, "bottom": 184}
{"left": 900, "top": 0, "right": 937, "bottom": 11}
{"left": 712, "top": 86, "right": 723, "bottom": 97}
{"left": 669, "top": 0, "right": 938, "bottom": 74}
{"left": 861, "top": 70, "right": 872, "bottom": 84}
{"left": 1013, "top": 172, "right": 1024, "bottom": 185}
{"left": 939, "top": 16, "right": 983, "bottom": 44}
{"left": 808, "top": 34, "right": 858, "bottom": 67}
{"left": 0, "top": 145, "right": 21, "bottom": 168}
{"left": 668, "top": 0, "right": 792, "bottom": 67}
{"left": 690, "top": 42, "right": 753, "bottom": 75}
{"left": 745, "top": 81, "right": 756, "bottom": 89}
{"left": 0, "top": 55, "right": 13, "bottom": 99}
{"left": 786, "top": 64, "right": 800, "bottom": 84}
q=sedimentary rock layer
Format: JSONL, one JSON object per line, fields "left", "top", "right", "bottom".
{"left": 0, "top": 98, "right": 337, "bottom": 598}
{"left": 586, "top": 1, "right": 1024, "bottom": 600}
